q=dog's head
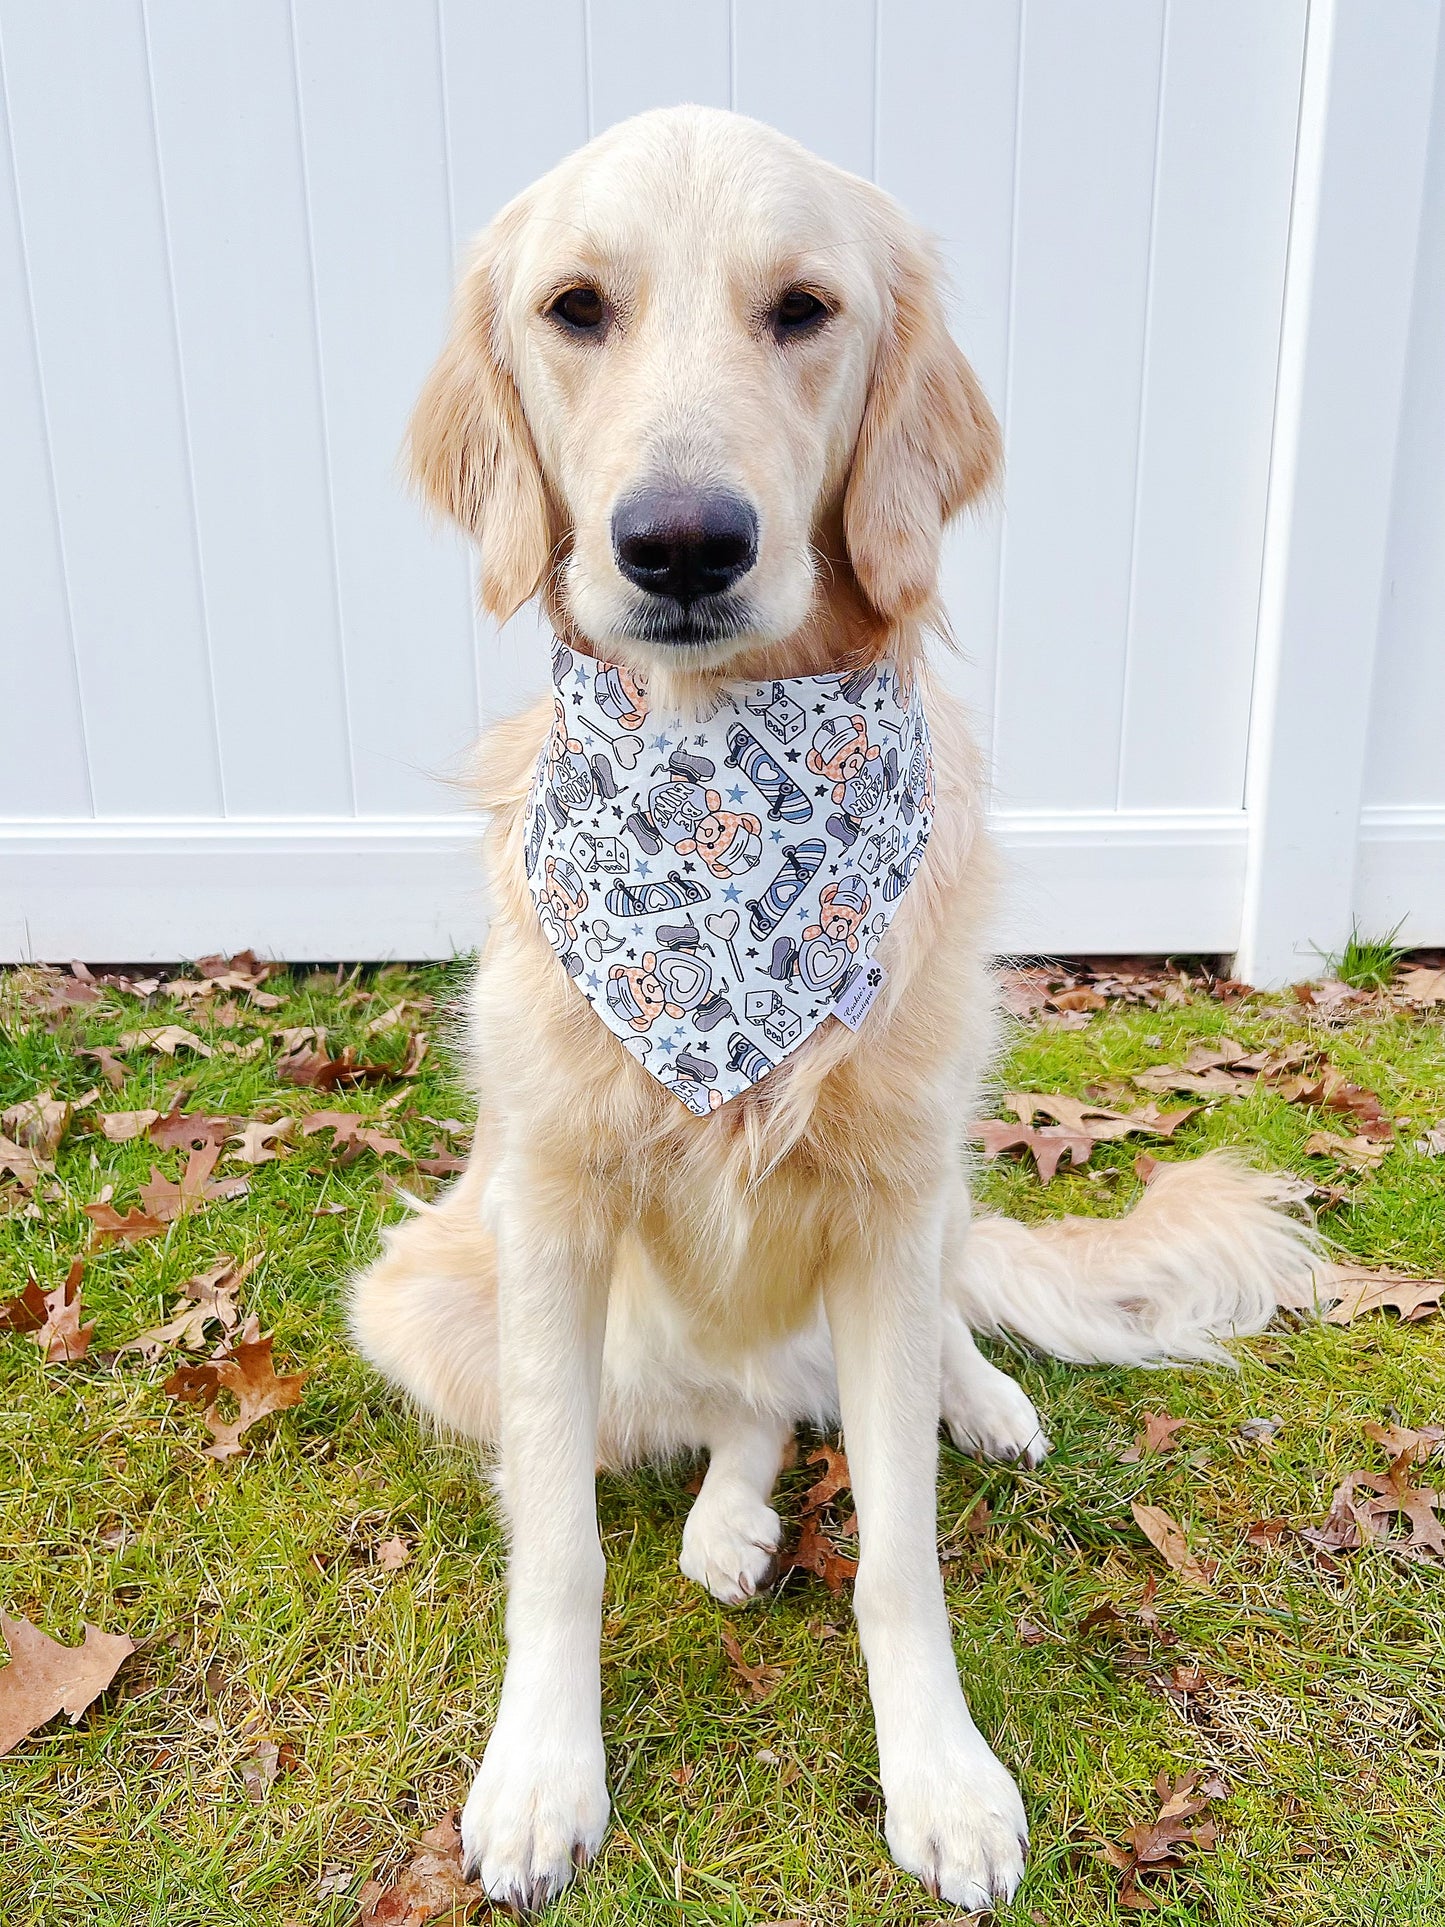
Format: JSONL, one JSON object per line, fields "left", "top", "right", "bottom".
{"left": 410, "top": 106, "right": 998, "bottom": 670}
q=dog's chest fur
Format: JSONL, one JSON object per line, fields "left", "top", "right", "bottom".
{"left": 466, "top": 676, "right": 998, "bottom": 1343}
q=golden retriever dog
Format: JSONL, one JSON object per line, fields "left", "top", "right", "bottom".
{"left": 350, "top": 107, "right": 1317, "bottom": 1914}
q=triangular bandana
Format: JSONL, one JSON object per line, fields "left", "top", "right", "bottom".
{"left": 524, "top": 642, "right": 935, "bottom": 1113}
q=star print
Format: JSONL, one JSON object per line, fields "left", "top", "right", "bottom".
{"left": 784, "top": 749, "right": 800, "bottom": 763}
{"left": 632, "top": 924, "right": 644, "bottom": 937}
{"left": 611, "top": 803, "right": 624, "bottom": 818}
{"left": 808, "top": 1008, "right": 819, "bottom": 1019}
{"left": 875, "top": 697, "right": 885, "bottom": 711}
{"left": 769, "top": 829, "right": 784, "bottom": 844}
{"left": 571, "top": 693, "right": 583, "bottom": 705}
{"left": 829, "top": 863, "right": 839, "bottom": 875}
{"left": 746, "top": 946, "right": 759, "bottom": 958}
{"left": 727, "top": 784, "right": 746, "bottom": 804}
{"left": 637, "top": 860, "right": 652, "bottom": 878}
{"left": 814, "top": 784, "right": 829, "bottom": 796}
{"left": 586, "top": 971, "right": 602, "bottom": 992}
{"left": 722, "top": 883, "right": 741, "bottom": 902}
{"left": 656, "top": 1032, "right": 678, "bottom": 1054}
{"left": 625, "top": 948, "right": 636, "bottom": 960}
{"left": 573, "top": 665, "right": 587, "bottom": 685}
{"left": 694, "top": 734, "right": 707, "bottom": 745}
{"left": 682, "top": 860, "right": 695, "bottom": 874}
{"left": 651, "top": 732, "right": 673, "bottom": 752}
{"left": 813, "top": 703, "right": 825, "bottom": 715}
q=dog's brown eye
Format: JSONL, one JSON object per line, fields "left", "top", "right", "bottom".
{"left": 771, "top": 288, "right": 830, "bottom": 338}
{"left": 549, "top": 285, "right": 607, "bottom": 334}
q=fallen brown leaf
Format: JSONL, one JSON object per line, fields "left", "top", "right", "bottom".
{"left": 0, "top": 1133, "right": 48, "bottom": 1192}
{"left": 1302, "top": 1130, "right": 1390, "bottom": 1170}
{"left": 972, "top": 1093, "right": 1192, "bottom": 1184}
{"left": 99, "top": 1109, "right": 163, "bottom": 1142}
{"left": 165, "top": 1332, "right": 309, "bottom": 1459}
{"left": 148, "top": 1109, "right": 237, "bottom": 1151}
{"left": 1362, "top": 1421, "right": 1444, "bottom": 1464}
{"left": 1131, "top": 1503, "right": 1217, "bottom": 1588}
{"left": 720, "top": 1625, "right": 783, "bottom": 1700}
{"left": 116, "top": 1025, "right": 212, "bottom": 1058}
{"left": 1, "top": 1091, "right": 72, "bottom": 1158}
{"left": 1100, "top": 1769, "right": 1226, "bottom": 1909}
{"left": 375, "top": 1536, "right": 412, "bottom": 1571}
{"left": 29, "top": 1259, "right": 93, "bottom": 1363}
{"left": 1318, "top": 1264, "right": 1441, "bottom": 1325}
{"left": 228, "top": 1118, "right": 295, "bottom": 1165}
{"left": 139, "top": 1144, "right": 249, "bottom": 1223}
{"left": 117, "top": 1257, "right": 252, "bottom": 1361}
{"left": 778, "top": 1444, "right": 858, "bottom": 1591}
{"left": 1396, "top": 965, "right": 1445, "bottom": 1008}
{"left": 355, "top": 1809, "right": 483, "bottom": 1926}
{"left": 0, "top": 1612, "right": 134, "bottom": 1754}
{"left": 301, "top": 1112, "right": 407, "bottom": 1163}
{"left": 1, "top": 1276, "right": 51, "bottom": 1333}
{"left": 1120, "top": 1413, "right": 1188, "bottom": 1463}
{"left": 81, "top": 1046, "right": 128, "bottom": 1089}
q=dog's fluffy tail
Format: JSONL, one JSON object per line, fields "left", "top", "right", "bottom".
{"left": 952, "top": 1153, "right": 1321, "bottom": 1367}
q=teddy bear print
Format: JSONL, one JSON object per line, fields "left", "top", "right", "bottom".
{"left": 606, "top": 921, "right": 734, "bottom": 1034}
{"left": 624, "top": 747, "right": 762, "bottom": 879}
{"left": 536, "top": 854, "right": 588, "bottom": 975}
{"left": 806, "top": 713, "right": 897, "bottom": 847}
{"left": 542, "top": 697, "right": 620, "bottom": 831}
{"left": 594, "top": 661, "right": 649, "bottom": 729}
{"left": 768, "top": 876, "right": 871, "bottom": 998}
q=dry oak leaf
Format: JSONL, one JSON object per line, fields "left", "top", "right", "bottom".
{"left": 277, "top": 1033, "right": 396, "bottom": 1091}
{"left": 228, "top": 1118, "right": 295, "bottom": 1165}
{"left": 31, "top": 1259, "right": 93, "bottom": 1363}
{"left": 0, "top": 1612, "right": 134, "bottom": 1755}
{"left": 1319, "top": 1264, "right": 1441, "bottom": 1325}
{"left": 1101, "top": 1768, "right": 1226, "bottom": 1909}
{"left": 0, "top": 1133, "right": 48, "bottom": 1192}
{"left": 165, "top": 1332, "right": 308, "bottom": 1459}
{"left": 301, "top": 1112, "right": 407, "bottom": 1163}
{"left": 1353, "top": 1455, "right": 1445, "bottom": 1559}
{"left": 99, "top": 1109, "right": 163, "bottom": 1143}
{"left": 1131, "top": 1503, "right": 1217, "bottom": 1588}
{"left": 81, "top": 1045, "right": 128, "bottom": 1089}
{"left": 778, "top": 1443, "right": 859, "bottom": 1592}
{"left": 1363, "top": 1421, "right": 1444, "bottom": 1464}
{"left": 149, "top": 1109, "right": 238, "bottom": 1151}
{"left": 1396, "top": 965, "right": 1445, "bottom": 1007}
{"left": 1, "top": 1091, "right": 72, "bottom": 1158}
{"left": 720, "top": 1625, "right": 784, "bottom": 1701}
{"left": 83, "top": 1199, "right": 170, "bottom": 1246}
{"left": 1120, "top": 1413, "right": 1188, "bottom": 1463}
{"left": 1302, "top": 1130, "right": 1389, "bottom": 1171}
{"left": 355, "top": 1809, "right": 483, "bottom": 1927}
{"left": 139, "top": 1144, "right": 249, "bottom": 1223}
{"left": 374, "top": 1536, "right": 412, "bottom": 1571}
{"left": 116, "top": 1025, "right": 212, "bottom": 1058}
{"left": 0, "top": 1276, "right": 50, "bottom": 1334}
{"left": 117, "top": 1256, "right": 252, "bottom": 1361}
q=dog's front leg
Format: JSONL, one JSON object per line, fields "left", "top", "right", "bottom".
{"left": 461, "top": 1158, "right": 615, "bottom": 1911}
{"left": 825, "top": 1209, "right": 1028, "bottom": 1911}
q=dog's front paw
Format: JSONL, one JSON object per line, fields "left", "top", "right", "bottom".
{"left": 943, "top": 1369, "right": 1051, "bottom": 1468}
{"left": 680, "top": 1487, "right": 781, "bottom": 1604}
{"left": 883, "top": 1728, "right": 1027, "bottom": 1911}
{"left": 460, "top": 1715, "right": 608, "bottom": 1914}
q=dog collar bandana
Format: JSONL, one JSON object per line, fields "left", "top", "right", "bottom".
{"left": 524, "top": 642, "right": 936, "bottom": 1113}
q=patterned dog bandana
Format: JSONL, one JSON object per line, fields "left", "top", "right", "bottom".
{"left": 524, "top": 641, "right": 936, "bottom": 1113}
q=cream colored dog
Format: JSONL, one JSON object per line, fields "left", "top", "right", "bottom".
{"left": 351, "top": 107, "right": 1316, "bottom": 1914}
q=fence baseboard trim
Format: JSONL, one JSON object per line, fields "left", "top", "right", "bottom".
{"left": 0, "top": 809, "right": 1261, "bottom": 961}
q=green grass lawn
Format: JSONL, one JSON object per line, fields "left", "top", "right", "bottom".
{"left": 1, "top": 958, "right": 1442, "bottom": 1927}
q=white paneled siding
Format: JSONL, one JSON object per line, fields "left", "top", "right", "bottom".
{"left": 1, "top": 0, "right": 1441, "bottom": 973}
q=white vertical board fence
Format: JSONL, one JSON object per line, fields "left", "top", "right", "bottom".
{"left": 1, "top": 0, "right": 1441, "bottom": 974}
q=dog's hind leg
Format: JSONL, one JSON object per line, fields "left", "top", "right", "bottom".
{"left": 940, "top": 1310, "right": 1050, "bottom": 1467}
{"left": 348, "top": 1161, "right": 501, "bottom": 1447}
{"left": 679, "top": 1412, "right": 790, "bottom": 1605}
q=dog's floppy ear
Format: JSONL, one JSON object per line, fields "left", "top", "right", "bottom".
{"left": 843, "top": 225, "right": 1001, "bottom": 623}
{"left": 407, "top": 227, "right": 554, "bottom": 623}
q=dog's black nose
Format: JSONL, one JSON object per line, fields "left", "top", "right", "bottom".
{"left": 612, "top": 487, "right": 757, "bottom": 603}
